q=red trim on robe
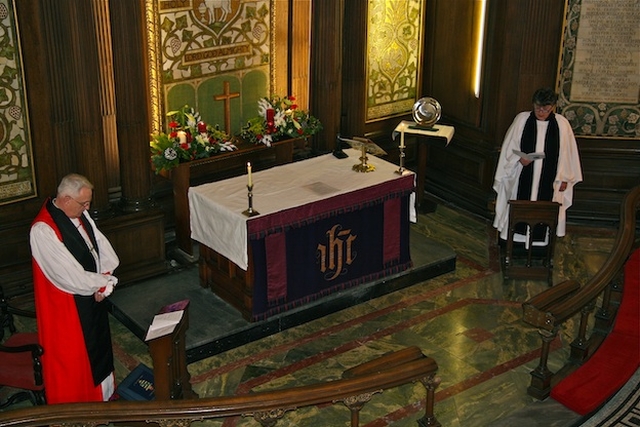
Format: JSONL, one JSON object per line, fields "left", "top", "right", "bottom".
{"left": 32, "top": 205, "right": 103, "bottom": 403}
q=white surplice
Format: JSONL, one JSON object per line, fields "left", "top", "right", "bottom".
{"left": 493, "top": 112, "right": 583, "bottom": 240}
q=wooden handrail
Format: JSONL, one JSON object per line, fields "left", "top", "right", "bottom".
{"left": 522, "top": 185, "right": 639, "bottom": 399}
{"left": 0, "top": 347, "right": 441, "bottom": 427}
{"left": 524, "top": 185, "right": 640, "bottom": 331}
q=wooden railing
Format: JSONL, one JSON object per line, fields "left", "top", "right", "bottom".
{"left": 0, "top": 346, "right": 441, "bottom": 427}
{"left": 522, "top": 185, "right": 640, "bottom": 399}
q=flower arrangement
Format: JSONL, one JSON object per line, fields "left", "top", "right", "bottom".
{"left": 239, "top": 95, "right": 322, "bottom": 147}
{"left": 150, "top": 105, "right": 237, "bottom": 173}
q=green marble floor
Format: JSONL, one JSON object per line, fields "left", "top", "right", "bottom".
{"left": 107, "top": 203, "right": 614, "bottom": 426}
{"left": 2, "top": 203, "right": 618, "bottom": 426}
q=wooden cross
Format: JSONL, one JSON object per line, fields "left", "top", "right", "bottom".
{"left": 214, "top": 81, "right": 240, "bottom": 134}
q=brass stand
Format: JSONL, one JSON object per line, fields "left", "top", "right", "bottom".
{"left": 396, "top": 145, "right": 406, "bottom": 175}
{"left": 353, "top": 146, "right": 375, "bottom": 173}
{"left": 242, "top": 185, "right": 259, "bottom": 217}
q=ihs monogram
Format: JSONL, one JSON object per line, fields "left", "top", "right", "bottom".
{"left": 317, "top": 224, "right": 357, "bottom": 281}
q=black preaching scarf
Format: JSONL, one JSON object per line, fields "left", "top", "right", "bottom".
{"left": 45, "top": 199, "right": 114, "bottom": 386}
{"left": 517, "top": 112, "right": 560, "bottom": 201}
{"left": 515, "top": 112, "right": 560, "bottom": 241}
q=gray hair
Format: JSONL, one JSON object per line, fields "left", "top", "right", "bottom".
{"left": 57, "top": 173, "right": 94, "bottom": 198}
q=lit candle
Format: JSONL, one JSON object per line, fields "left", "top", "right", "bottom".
{"left": 177, "top": 130, "right": 187, "bottom": 145}
{"left": 247, "top": 162, "right": 253, "bottom": 187}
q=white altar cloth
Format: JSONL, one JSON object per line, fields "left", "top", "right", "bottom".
{"left": 189, "top": 149, "right": 415, "bottom": 270}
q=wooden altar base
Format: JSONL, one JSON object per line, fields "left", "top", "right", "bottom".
{"left": 108, "top": 227, "right": 456, "bottom": 364}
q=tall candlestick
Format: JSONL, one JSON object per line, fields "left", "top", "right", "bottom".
{"left": 400, "top": 130, "right": 405, "bottom": 148}
{"left": 247, "top": 162, "right": 253, "bottom": 187}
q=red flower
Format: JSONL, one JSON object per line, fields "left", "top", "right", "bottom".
{"left": 297, "top": 128, "right": 304, "bottom": 135}
{"left": 180, "top": 142, "right": 189, "bottom": 150}
{"left": 288, "top": 96, "right": 296, "bottom": 101}
{"left": 169, "top": 121, "right": 179, "bottom": 129}
{"left": 291, "top": 104, "right": 298, "bottom": 110}
{"left": 169, "top": 131, "right": 177, "bottom": 138}
{"left": 197, "top": 121, "right": 207, "bottom": 133}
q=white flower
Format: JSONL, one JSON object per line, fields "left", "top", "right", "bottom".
{"left": 274, "top": 111, "right": 286, "bottom": 128}
{"left": 261, "top": 134, "right": 273, "bottom": 147}
{"left": 257, "top": 99, "right": 273, "bottom": 118}
{"left": 164, "top": 147, "right": 178, "bottom": 160}
{"left": 184, "top": 109, "right": 201, "bottom": 128}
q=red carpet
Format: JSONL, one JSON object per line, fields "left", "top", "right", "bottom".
{"left": 551, "top": 249, "right": 640, "bottom": 415}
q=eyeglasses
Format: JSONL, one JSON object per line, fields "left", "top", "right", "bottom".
{"left": 69, "top": 197, "right": 91, "bottom": 208}
{"left": 534, "top": 104, "right": 554, "bottom": 113}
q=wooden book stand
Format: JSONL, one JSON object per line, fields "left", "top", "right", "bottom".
{"left": 502, "top": 200, "right": 561, "bottom": 286}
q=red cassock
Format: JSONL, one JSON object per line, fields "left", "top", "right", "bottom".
{"left": 32, "top": 201, "right": 113, "bottom": 404}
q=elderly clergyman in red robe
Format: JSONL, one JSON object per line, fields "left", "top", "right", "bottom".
{"left": 30, "top": 173, "right": 119, "bottom": 403}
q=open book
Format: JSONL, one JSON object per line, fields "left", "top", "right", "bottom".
{"left": 145, "top": 299, "right": 189, "bottom": 341}
{"left": 513, "top": 149, "right": 545, "bottom": 161}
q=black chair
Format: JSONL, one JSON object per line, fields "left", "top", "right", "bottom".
{"left": 0, "top": 286, "right": 45, "bottom": 408}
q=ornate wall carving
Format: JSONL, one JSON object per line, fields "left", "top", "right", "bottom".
{"left": 145, "top": 0, "right": 281, "bottom": 136}
{"left": 366, "top": 0, "right": 424, "bottom": 121}
{"left": 0, "top": 0, "right": 36, "bottom": 205}
{"left": 557, "top": 0, "right": 640, "bottom": 138}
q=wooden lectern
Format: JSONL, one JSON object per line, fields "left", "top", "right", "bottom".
{"left": 503, "top": 200, "right": 561, "bottom": 286}
{"left": 146, "top": 300, "right": 198, "bottom": 400}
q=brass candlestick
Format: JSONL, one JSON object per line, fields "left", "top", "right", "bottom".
{"left": 396, "top": 145, "right": 406, "bottom": 175}
{"left": 353, "top": 145, "right": 375, "bottom": 173}
{"left": 242, "top": 185, "right": 259, "bottom": 217}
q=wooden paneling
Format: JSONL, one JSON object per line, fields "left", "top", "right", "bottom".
{"left": 570, "top": 138, "right": 640, "bottom": 226}
{"left": 1, "top": 0, "right": 165, "bottom": 297}
{"left": 426, "top": 0, "right": 481, "bottom": 127}
{"left": 100, "top": 211, "right": 167, "bottom": 286}
{"left": 422, "top": 0, "right": 569, "bottom": 220}
{"left": 341, "top": 0, "right": 368, "bottom": 137}
{"left": 310, "top": 0, "right": 344, "bottom": 154}
{"left": 109, "top": 0, "right": 154, "bottom": 210}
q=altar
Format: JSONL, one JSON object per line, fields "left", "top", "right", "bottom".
{"left": 189, "top": 149, "right": 416, "bottom": 321}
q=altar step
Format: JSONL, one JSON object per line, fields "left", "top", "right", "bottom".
{"left": 108, "top": 226, "right": 456, "bottom": 364}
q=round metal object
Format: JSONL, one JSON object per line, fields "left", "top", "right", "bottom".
{"left": 412, "top": 97, "right": 441, "bottom": 128}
